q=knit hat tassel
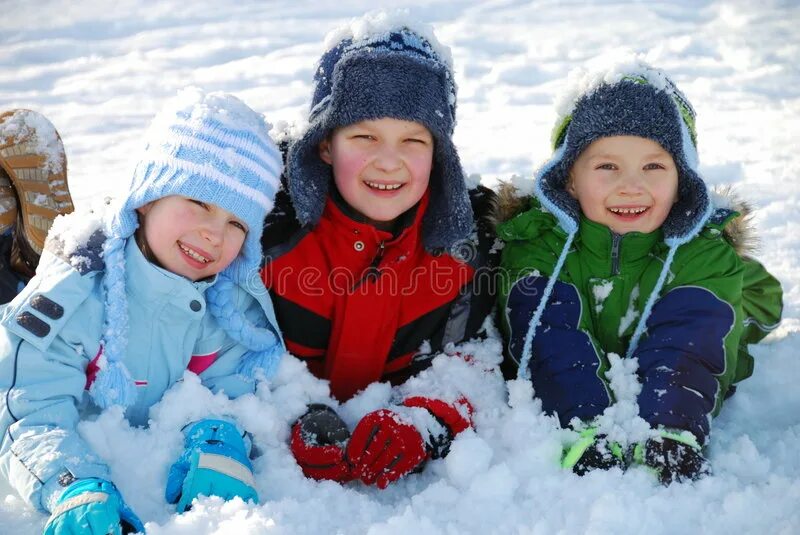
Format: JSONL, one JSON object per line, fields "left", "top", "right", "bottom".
{"left": 237, "top": 346, "right": 284, "bottom": 381}
{"left": 89, "top": 357, "right": 138, "bottom": 409}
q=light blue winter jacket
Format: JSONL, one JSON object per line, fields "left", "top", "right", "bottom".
{"left": 0, "top": 235, "right": 283, "bottom": 512}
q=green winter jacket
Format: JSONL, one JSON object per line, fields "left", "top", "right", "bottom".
{"left": 498, "top": 196, "right": 782, "bottom": 441}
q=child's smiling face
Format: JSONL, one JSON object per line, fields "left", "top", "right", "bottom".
{"left": 137, "top": 195, "right": 247, "bottom": 281}
{"left": 567, "top": 136, "right": 679, "bottom": 234}
{"left": 319, "top": 118, "right": 433, "bottom": 228}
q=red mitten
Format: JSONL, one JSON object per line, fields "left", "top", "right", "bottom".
{"left": 345, "top": 409, "right": 427, "bottom": 489}
{"left": 290, "top": 404, "right": 353, "bottom": 482}
{"left": 345, "top": 397, "right": 474, "bottom": 489}
{"left": 402, "top": 396, "right": 473, "bottom": 458}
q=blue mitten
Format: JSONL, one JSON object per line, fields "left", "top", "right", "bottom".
{"left": 165, "top": 419, "right": 258, "bottom": 512}
{"left": 44, "top": 478, "right": 144, "bottom": 535}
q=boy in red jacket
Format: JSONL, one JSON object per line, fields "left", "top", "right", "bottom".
{"left": 261, "top": 14, "right": 498, "bottom": 488}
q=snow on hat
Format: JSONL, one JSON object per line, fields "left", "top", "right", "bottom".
{"left": 517, "top": 57, "right": 714, "bottom": 381}
{"left": 91, "top": 88, "right": 284, "bottom": 409}
{"left": 287, "top": 10, "right": 473, "bottom": 251}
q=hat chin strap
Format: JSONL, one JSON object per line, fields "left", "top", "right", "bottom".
{"left": 625, "top": 243, "right": 678, "bottom": 359}
{"left": 517, "top": 229, "right": 577, "bottom": 381}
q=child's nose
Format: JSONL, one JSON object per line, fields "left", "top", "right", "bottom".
{"left": 372, "top": 145, "right": 403, "bottom": 173}
{"left": 200, "top": 221, "right": 225, "bottom": 245}
{"left": 618, "top": 172, "right": 645, "bottom": 194}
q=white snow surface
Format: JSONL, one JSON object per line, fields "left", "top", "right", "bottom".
{"left": 2, "top": 1, "right": 799, "bottom": 533}
{"left": 593, "top": 353, "right": 654, "bottom": 446}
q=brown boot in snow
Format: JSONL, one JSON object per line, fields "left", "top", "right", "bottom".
{"left": 0, "top": 166, "right": 17, "bottom": 235}
{"left": 0, "top": 110, "right": 75, "bottom": 277}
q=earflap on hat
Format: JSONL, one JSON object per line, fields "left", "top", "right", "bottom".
{"left": 422, "top": 133, "right": 473, "bottom": 251}
{"left": 286, "top": 125, "right": 331, "bottom": 228}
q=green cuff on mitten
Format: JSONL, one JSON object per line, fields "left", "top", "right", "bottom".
{"left": 633, "top": 429, "right": 701, "bottom": 465}
{"left": 561, "top": 427, "right": 624, "bottom": 470}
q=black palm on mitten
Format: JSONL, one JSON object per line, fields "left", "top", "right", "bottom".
{"left": 640, "top": 437, "right": 710, "bottom": 485}
{"left": 290, "top": 404, "right": 353, "bottom": 482}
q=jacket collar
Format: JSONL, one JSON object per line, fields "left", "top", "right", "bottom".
{"left": 125, "top": 237, "right": 216, "bottom": 304}
{"left": 578, "top": 216, "right": 663, "bottom": 268}
{"left": 323, "top": 188, "right": 431, "bottom": 255}
{"left": 329, "top": 186, "right": 424, "bottom": 234}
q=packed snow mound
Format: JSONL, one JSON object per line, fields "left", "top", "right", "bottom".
{"left": 3, "top": 330, "right": 798, "bottom": 534}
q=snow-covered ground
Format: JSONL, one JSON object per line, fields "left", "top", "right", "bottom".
{"left": 2, "top": 1, "right": 799, "bottom": 533}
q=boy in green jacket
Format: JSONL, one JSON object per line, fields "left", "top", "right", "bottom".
{"left": 497, "top": 59, "right": 783, "bottom": 484}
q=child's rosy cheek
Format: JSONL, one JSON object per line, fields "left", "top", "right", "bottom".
{"left": 335, "top": 156, "right": 365, "bottom": 181}
{"left": 406, "top": 156, "right": 432, "bottom": 179}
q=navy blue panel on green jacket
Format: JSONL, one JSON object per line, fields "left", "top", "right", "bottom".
{"left": 506, "top": 273, "right": 610, "bottom": 426}
{"left": 634, "top": 286, "right": 735, "bottom": 441}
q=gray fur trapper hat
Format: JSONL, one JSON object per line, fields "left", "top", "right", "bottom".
{"left": 286, "top": 12, "right": 473, "bottom": 252}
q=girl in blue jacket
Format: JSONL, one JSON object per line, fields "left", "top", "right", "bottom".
{"left": 0, "top": 88, "right": 285, "bottom": 533}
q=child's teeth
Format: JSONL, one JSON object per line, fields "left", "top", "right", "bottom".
{"left": 180, "top": 244, "right": 210, "bottom": 263}
{"left": 366, "top": 181, "right": 402, "bottom": 191}
{"left": 611, "top": 207, "right": 647, "bottom": 214}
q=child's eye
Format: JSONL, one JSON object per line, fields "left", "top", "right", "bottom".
{"left": 596, "top": 163, "right": 617, "bottom": 170}
{"left": 352, "top": 134, "right": 375, "bottom": 141}
{"left": 230, "top": 221, "right": 247, "bottom": 233}
{"left": 644, "top": 163, "right": 666, "bottom": 170}
{"left": 405, "top": 137, "right": 429, "bottom": 145}
{"left": 190, "top": 199, "right": 210, "bottom": 210}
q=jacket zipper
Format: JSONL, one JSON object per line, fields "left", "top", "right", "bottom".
{"left": 610, "top": 232, "right": 622, "bottom": 276}
{"left": 351, "top": 241, "right": 385, "bottom": 291}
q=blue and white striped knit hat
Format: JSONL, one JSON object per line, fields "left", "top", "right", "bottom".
{"left": 91, "top": 88, "right": 284, "bottom": 408}
{"left": 518, "top": 58, "right": 714, "bottom": 379}
{"left": 287, "top": 11, "right": 473, "bottom": 251}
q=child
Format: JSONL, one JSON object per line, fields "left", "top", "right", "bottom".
{"left": 261, "top": 14, "right": 498, "bottom": 489}
{"left": 0, "top": 88, "right": 285, "bottom": 532}
{"left": 497, "top": 59, "right": 783, "bottom": 484}
{"left": 0, "top": 110, "right": 75, "bottom": 302}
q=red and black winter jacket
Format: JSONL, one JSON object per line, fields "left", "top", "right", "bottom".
{"left": 261, "top": 185, "right": 498, "bottom": 401}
